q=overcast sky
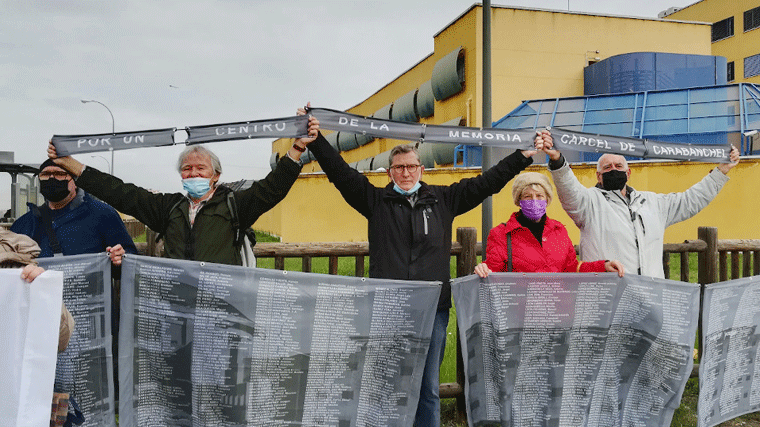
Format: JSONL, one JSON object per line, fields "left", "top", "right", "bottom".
{"left": 0, "top": 0, "right": 698, "bottom": 213}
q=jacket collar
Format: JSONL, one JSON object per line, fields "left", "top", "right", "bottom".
{"left": 182, "top": 185, "right": 231, "bottom": 207}
{"left": 503, "top": 211, "right": 556, "bottom": 233}
{"left": 36, "top": 188, "right": 87, "bottom": 213}
{"left": 383, "top": 181, "right": 437, "bottom": 204}
{"left": 595, "top": 183, "right": 636, "bottom": 203}
{"left": 69, "top": 188, "right": 86, "bottom": 210}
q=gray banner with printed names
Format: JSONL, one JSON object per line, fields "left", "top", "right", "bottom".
{"left": 452, "top": 273, "right": 699, "bottom": 427}
{"left": 118, "top": 254, "right": 441, "bottom": 427}
{"left": 700, "top": 275, "right": 760, "bottom": 427}
{"left": 38, "top": 253, "right": 116, "bottom": 427}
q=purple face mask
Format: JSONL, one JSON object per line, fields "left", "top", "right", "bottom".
{"left": 519, "top": 199, "right": 547, "bottom": 221}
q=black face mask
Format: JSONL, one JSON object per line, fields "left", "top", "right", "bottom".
{"left": 601, "top": 169, "right": 628, "bottom": 191}
{"left": 39, "top": 178, "right": 72, "bottom": 202}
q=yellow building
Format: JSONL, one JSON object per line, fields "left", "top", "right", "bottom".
{"left": 664, "top": 0, "right": 760, "bottom": 84}
{"left": 259, "top": 4, "right": 758, "bottom": 244}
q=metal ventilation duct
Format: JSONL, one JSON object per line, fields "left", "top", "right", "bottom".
{"left": 392, "top": 89, "right": 419, "bottom": 122}
{"left": 373, "top": 103, "right": 393, "bottom": 120}
{"left": 355, "top": 133, "right": 374, "bottom": 146}
{"left": 432, "top": 47, "right": 465, "bottom": 101}
{"left": 324, "top": 132, "right": 340, "bottom": 151}
{"left": 417, "top": 142, "right": 436, "bottom": 168}
{"left": 338, "top": 132, "right": 359, "bottom": 151}
{"left": 416, "top": 80, "right": 435, "bottom": 118}
{"left": 433, "top": 116, "right": 464, "bottom": 165}
{"left": 372, "top": 150, "right": 391, "bottom": 170}
{"left": 356, "top": 157, "right": 373, "bottom": 171}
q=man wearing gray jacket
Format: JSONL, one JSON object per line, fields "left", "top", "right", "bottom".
{"left": 537, "top": 130, "right": 740, "bottom": 278}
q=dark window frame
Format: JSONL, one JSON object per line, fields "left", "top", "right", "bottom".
{"left": 712, "top": 16, "right": 735, "bottom": 42}
{"left": 745, "top": 6, "right": 760, "bottom": 32}
{"left": 727, "top": 61, "right": 735, "bottom": 82}
{"left": 745, "top": 54, "right": 760, "bottom": 79}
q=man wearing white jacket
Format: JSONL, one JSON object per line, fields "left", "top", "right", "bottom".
{"left": 537, "top": 130, "right": 740, "bottom": 278}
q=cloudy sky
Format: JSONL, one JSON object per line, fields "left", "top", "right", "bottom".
{"left": 0, "top": 0, "right": 698, "bottom": 213}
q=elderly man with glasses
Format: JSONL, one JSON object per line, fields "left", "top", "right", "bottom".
{"left": 300, "top": 106, "right": 540, "bottom": 427}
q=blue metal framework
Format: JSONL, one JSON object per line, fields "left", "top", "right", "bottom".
{"left": 492, "top": 83, "right": 760, "bottom": 161}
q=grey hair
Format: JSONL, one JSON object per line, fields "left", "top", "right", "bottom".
{"left": 596, "top": 153, "right": 628, "bottom": 172}
{"left": 389, "top": 144, "right": 420, "bottom": 165}
{"left": 177, "top": 145, "right": 222, "bottom": 175}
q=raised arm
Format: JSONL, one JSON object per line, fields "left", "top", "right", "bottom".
{"left": 447, "top": 146, "right": 535, "bottom": 216}
{"left": 298, "top": 105, "right": 378, "bottom": 218}
{"left": 541, "top": 131, "right": 594, "bottom": 228}
{"left": 48, "top": 140, "right": 180, "bottom": 232}
{"left": 658, "top": 147, "right": 737, "bottom": 227}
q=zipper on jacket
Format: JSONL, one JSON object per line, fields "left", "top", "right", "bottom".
{"left": 627, "top": 207, "right": 644, "bottom": 275}
{"left": 423, "top": 208, "right": 429, "bottom": 235}
{"left": 617, "top": 191, "right": 644, "bottom": 275}
{"left": 638, "top": 214, "right": 646, "bottom": 235}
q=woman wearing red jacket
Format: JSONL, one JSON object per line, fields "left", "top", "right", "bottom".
{"left": 474, "top": 172, "right": 624, "bottom": 277}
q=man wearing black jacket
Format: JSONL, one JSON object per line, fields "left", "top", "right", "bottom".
{"left": 301, "top": 108, "right": 539, "bottom": 427}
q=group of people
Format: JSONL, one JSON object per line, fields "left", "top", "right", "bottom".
{"left": 13, "top": 104, "right": 739, "bottom": 426}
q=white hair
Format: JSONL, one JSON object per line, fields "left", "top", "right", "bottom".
{"left": 596, "top": 153, "right": 629, "bottom": 172}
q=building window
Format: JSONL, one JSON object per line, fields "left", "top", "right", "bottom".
{"left": 712, "top": 16, "right": 734, "bottom": 41}
{"left": 745, "top": 6, "right": 760, "bottom": 32}
{"left": 746, "top": 54, "right": 760, "bottom": 78}
{"left": 728, "top": 61, "right": 735, "bottom": 81}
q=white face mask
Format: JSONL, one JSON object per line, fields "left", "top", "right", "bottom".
{"left": 392, "top": 178, "right": 421, "bottom": 196}
{"left": 182, "top": 177, "right": 212, "bottom": 199}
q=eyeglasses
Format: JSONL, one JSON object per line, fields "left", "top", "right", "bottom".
{"left": 389, "top": 164, "right": 421, "bottom": 174}
{"left": 39, "top": 171, "right": 71, "bottom": 180}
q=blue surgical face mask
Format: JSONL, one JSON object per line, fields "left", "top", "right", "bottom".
{"left": 393, "top": 181, "right": 421, "bottom": 196}
{"left": 182, "top": 177, "right": 212, "bottom": 199}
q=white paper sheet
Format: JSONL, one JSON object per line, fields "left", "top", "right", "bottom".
{"left": 0, "top": 269, "right": 64, "bottom": 427}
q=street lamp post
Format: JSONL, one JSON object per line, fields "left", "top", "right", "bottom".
{"left": 81, "top": 99, "right": 115, "bottom": 175}
{"left": 90, "top": 155, "right": 111, "bottom": 174}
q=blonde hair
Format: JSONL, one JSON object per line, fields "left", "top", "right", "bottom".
{"left": 511, "top": 172, "right": 553, "bottom": 206}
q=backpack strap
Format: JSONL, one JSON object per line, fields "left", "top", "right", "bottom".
{"left": 155, "top": 199, "right": 184, "bottom": 243}
{"left": 226, "top": 192, "right": 243, "bottom": 249}
{"left": 224, "top": 191, "right": 258, "bottom": 249}
{"left": 32, "top": 204, "right": 63, "bottom": 256}
{"left": 156, "top": 198, "right": 194, "bottom": 259}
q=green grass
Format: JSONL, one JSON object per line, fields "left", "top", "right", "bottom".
{"left": 254, "top": 230, "right": 281, "bottom": 243}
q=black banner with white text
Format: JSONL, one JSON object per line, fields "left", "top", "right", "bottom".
{"left": 51, "top": 107, "right": 733, "bottom": 162}
{"left": 51, "top": 128, "right": 176, "bottom": 156}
